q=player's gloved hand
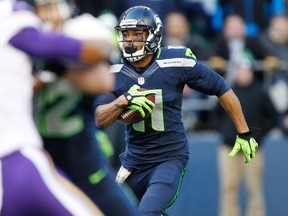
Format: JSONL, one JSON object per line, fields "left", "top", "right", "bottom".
{"left": 124, "top": 84, "right": 156, "bottom": 117}
{"left": 229, "top": 131, "right": 259, "bottom": 163}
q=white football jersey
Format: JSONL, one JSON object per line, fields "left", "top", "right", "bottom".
{"left": 0, "top": 6, "right": 43, "bottom": 157}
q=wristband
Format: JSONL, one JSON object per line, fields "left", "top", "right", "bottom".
{"left": 123, "top": 92, "right": 133, "bottom": 105}
{"left": 238, "top": 131, "right": 252, "bottom": 138}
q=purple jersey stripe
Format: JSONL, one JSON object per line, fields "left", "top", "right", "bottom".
{"left": 9, "top": 27, "right": 82, "bottom": 61}
{"left": 1, "top": 150, "right": 71, "bottom": 215}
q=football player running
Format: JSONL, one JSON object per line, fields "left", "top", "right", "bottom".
{"left": 95, "top": 6, "right": 258, "bottom": 216}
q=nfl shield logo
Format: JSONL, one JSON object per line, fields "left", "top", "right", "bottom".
{"left": 138, "top": 77, "right": 145, "bottom": 85}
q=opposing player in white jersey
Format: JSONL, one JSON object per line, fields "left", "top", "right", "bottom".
{"left": 0, "top": 0, "right": 111, "bottom": 215}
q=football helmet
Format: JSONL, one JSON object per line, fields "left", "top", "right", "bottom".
{"left": 115, "top": 6, "right": 163, "bottom": 62}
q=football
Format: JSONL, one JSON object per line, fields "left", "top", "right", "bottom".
{"left": 118, "top": 88, "right": 156, "bottom": 124}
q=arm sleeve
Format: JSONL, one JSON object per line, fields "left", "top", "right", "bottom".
{"left": 8, "top": 27, "right": 82, "bottom": 61}
{"left": 185, "top": 62, "right": 231, "bottom": 96}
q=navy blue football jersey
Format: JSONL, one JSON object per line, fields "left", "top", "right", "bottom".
{"left": 95, "top": 46, "right": 230, "bottom": 169}
{"left": 34, "top": 78, "right": 95, "bottom": 139}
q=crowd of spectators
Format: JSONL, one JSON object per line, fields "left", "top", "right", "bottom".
{"left": 72, "top": 0, "right": 288, "bottom": 136}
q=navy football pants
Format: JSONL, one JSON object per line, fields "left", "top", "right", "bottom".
{"left": 126, "top": 159, "right": 187, "bottom": 216}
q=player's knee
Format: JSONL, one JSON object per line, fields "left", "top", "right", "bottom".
{"left": 139, "top": 194, "right": 168, "bottom": 216}
{"left": 139, "top": 209, "right": 167, "bottom": 216}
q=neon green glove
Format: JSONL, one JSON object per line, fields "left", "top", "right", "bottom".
{"left": 124, "top": 85, "right": 156, "bottom": 117}
{"left": 229, "top": 131, "right": 259, "bottom": 163}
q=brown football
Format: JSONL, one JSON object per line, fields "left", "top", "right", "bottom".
{"left": 118, "top": 88, "right": 155, "bottom": 124}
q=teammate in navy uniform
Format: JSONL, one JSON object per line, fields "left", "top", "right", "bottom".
{"left": 34, "top": 78, "right": 140, "bottom": 216}
{"left": 31, "top": 2, "right": 140, "bottom": 215}
{"left": 95, "top": 6, "right": 259, "bottom": 216}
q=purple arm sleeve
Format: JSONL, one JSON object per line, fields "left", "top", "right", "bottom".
{"left": 8, "top": 27, "right": 82, "bottom": 61}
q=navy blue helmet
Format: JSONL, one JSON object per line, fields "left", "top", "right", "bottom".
{"left": 115, "top": 6, "right": 163, "bottom": 62}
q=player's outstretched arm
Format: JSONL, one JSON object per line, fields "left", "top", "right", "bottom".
{"left": 9, "top": 28, "right": 111, "bottom": 64}
{"left": 218, "top": 89, "right": 249, "bottom": 133}
{"left": 79, "top": 39, "right": 111, "bottom": 64}
{"left": 65, "top": 62, "right": 115, "bottom": 94}
{"left": 217, "top": 89, "right": 259, "bottom": 163}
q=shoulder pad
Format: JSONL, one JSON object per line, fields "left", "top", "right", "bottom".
{"left": 156, "top": 46, "right": 197, "bottom": 68}
{"left": 12, "top": 11, "right": 41, "bottom": 29}
{"left": 0, "top": 11, "right": 40, "bottom": 45}
{"left": 62, "top": 13, "right": 114, "bottom": 42}
{"left": 158, "top": 46, "right": 197, "bottom": 60}
{"left": 110, "top": 64, "right": 123, "bottom": 73}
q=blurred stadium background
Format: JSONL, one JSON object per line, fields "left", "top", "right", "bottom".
{"left": 167, "top": 132, "right": 288, "bottom": 216}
